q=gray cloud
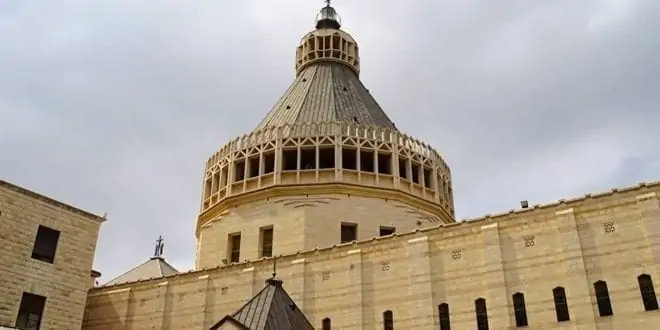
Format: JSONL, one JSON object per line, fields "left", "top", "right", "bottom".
{"left": 1, "top": 0, "right": 659, "bottom": 280}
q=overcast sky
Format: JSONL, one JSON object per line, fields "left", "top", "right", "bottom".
{"left": 1, "top": 0, "right": 659, "bottom": 281}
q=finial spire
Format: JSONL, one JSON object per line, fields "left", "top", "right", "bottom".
{"left": 325, "top": 0, "right": 331, "bottom": 7}
{"left": 153, "top": 235, "right": 165, "bottom": 258}
{"left": 272, "top": 255, "right": 278, "bottom": 279}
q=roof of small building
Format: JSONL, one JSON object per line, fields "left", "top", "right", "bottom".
{"left": 210, "top": 278, "right": 314, "bottom": 330}
{"left": 254, "top": 58, "right": 396, "bottom": 132}
{"left": 102, "top": 256, "right": 179, "bottom": 286}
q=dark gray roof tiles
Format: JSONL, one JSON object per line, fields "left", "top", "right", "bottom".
{"left": 255, "top": 62, "right": 397, "bottom": 131}
{"left": 210, "top": 278, "right": 314, "bottom": 330}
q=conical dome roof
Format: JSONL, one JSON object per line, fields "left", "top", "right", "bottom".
{"left": 254, "top": 4, "right": 397, "bottom": 132}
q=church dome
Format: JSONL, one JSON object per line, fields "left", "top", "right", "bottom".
{"left": 197, "top": 3, "right": 455, "bottom": 246}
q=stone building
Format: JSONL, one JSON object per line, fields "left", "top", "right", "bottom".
{"left": 82, "top": 3, "right": 660, "bottom": 330}
{"left": 0, "top": 180, "right": 105, "bottom": 329}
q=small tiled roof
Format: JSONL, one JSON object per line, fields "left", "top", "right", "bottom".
{"left": 102, "top": 257, "right": 179, "bottom": 286}
{"left": 254, "top": 62, "right": 397, "bottom": 131}
{"left": 210, "top": 278, "right": 314, "bottom": 330}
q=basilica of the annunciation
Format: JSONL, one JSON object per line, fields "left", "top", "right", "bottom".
{"left": 2, "top": 2, "right": 660, "bottom": 330}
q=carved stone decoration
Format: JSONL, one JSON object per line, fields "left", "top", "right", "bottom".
{"left": 220, "top": 287, "right": 229, "bottom": 295}
{"left": 381, "top": 261, "right": 391, "bottom": 271}
{"left": 321, "top": 271, "right": 331, "bottom": 281}
{"left": 451, "top": 249, "right": 462, "bottom": 260}
{"left": 524, "top": 236, "right": 535, "bottom": 248}
{"left": 604, "top": 222, "right": 616, "bottom": 234}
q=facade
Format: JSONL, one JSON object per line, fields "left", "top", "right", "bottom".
{"left": 0, "top": 180, "right": 105, "bottom": 329}
{"left": 82, "top": 3, "right": 660, "bottom": 330}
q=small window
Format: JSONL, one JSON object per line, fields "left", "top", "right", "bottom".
{"left": 638, "top": 274, "right": 659, "bottom": 311}
{"left": 383, "top": 310, "right": 393, "bottom": 330}
{"left": 322, "top": 317, "right": 331, "bottom": 330}
{"left": 342, "top": 148, "right": 357, "bottom": 170}
{"left": 553, "top": 287, "right": 570, "bottom": 322}
{"left": 260, "top": 227, "right": 273, "bottom": 258}
{"left": 377, "top": 153, "right": 391, "bottom": 174}
{"left": 15, "top": 292, "right": 46, "bottom": 330}
{"left": 475, "top": 298, "right": 489, "bottom": 330}
{"left": 228, "top": 233, "right": 241, "bottom": 263}
{"left": 379, "top": 226, "right": 395, "bottom": 236}
{"left": 398, "top": 158, "right": 407, "bottom": 179}
{"left": 594, "top": 280, "right": 613, "bottom": 316}
{"left": 438, "top": 303, "right": 450, "bottom": 330}
{"left": 234, "top": 160, "right": 245, "bottom": 182}
{"left": 282, "top": 149, "right": 297, "bottom": 171}
{"left": 512, "top": 292, "right": 528, "bottom": 327}
{"left": 31, "top": 225, "right": 60, "bottom": 264}
{"left": 340, "top": 223, "right": 357, "bottom": 243}
{"left": 319, "top": 147, "right": 335, "bottom": 169}
{"left": 360, "top": 150, "right": 374, "bottom": 172}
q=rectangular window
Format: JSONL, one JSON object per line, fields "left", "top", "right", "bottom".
{"left": 379, "top": 226, "right": 395, "bottom": 236}
{"left": 594, "top": 280, "right": 613, "bottom": 316}
{"left": 15, "top": 292, "right": 46, "bottom": 330}
{"left": 31, "top": 225, "right": 60, "bottom": 264}
{"left": 340, "top": 223, "right": 357, "bottom": 243}
{"left": 260, "top": 227, "right": 273, "bottom": 258}
{"left": 228, "top": 233, "right": 241, "bottom": 263}
{"left": 438, "top": 303, "right": 451, "bottom": 330}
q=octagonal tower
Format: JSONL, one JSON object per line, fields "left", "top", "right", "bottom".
{"left": 195, "top": 3, "right": 455, "bottom": 270}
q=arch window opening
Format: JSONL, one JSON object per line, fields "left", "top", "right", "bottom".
{"left": 475, "top": 298, "right": 489, "bottom": 330}
{"left": 383, "top": 310, "right": 393, "bottom": 330}
{"left": 512, "top": 292, "right": 528, "bottom": 327}
{"left": 553, "top": 287, "right": 570, "bottom": 322}
{"left": 322, "top": 317, "right": 331, "bottom": 330}
{"left": 594, "top": 280, "right": 614, "bottom": 317}
{"left": 438, "top": 303, "right": 450, "bottom": 330}
{"left": 638, "top": 274, "right": 659, "bottom": 311}
{"left": 411, "top": 162, "right": 421, "bottom": 184}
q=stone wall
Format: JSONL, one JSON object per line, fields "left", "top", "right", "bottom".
{"left": 84, "top": 182, "right": 660, "bottom": 329}
{"left": 197, "top": 194, "right": 439, "bottom": 269}
{"left": 0, "top": 181, "right": 104, "bottom": 329}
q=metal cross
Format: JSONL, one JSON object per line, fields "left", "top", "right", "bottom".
{"left": 325, "top": 0, "right": 331, "bottom": 7}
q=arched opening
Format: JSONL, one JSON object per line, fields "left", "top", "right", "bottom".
{"left": 438, "top": 303, "right": 450, "bottom": 330}
{"left": 475, "top": 298, "right": 488, "bottom": 330}
{"left": 552, "top": 286, "right": 570, "bottom": 322}
{"left": 638, "top": 274, "right": 659, "bottom": 311}
{"left": 594, "top": 280, "right": 613, "bottom": 316}
{"left": 512, "top": 292, "right": 528, "bottom": 327}
{"left": 383, "top": 310, "right": 393, "bottom": 330}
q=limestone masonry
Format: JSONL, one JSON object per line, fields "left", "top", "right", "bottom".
{"left": 2, "top": 3, "right": 660, "bottom": 330}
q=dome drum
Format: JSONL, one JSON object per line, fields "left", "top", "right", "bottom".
{"left": 200, "top": 122, "right": 454, "bottom": 225}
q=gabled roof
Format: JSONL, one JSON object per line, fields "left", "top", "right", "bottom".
{"left": 254, "top": 62, "right": 397, "bottom": 131}
{"left": 210, "top": 278, "right": 314, "bottom": 330}
{"left": 102, "top": 257, "right": 179, "bottom": 286}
